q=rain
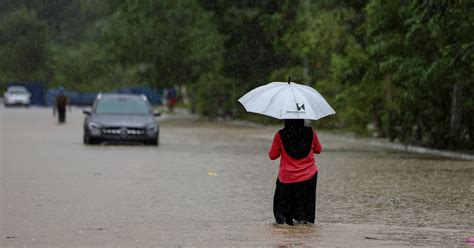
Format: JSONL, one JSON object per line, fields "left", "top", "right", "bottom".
{"left": 1, "top": 1, "right": 473, "bottom": 247}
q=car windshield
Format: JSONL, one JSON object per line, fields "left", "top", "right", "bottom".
{"left": 9, "top": 90, "right": 27, "bottom": 95}
{"left": 8, "top": 87, "right": 28, "bottom": 94}
{"left": 95, "top": 97, "right": 150, "bottom": 114}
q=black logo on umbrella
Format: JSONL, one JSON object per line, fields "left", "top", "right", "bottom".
{"left": 296, "top": 103, "right": 305, "bottom": 111}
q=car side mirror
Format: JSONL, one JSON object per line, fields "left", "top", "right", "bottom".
{"left": 153, "top": 111, "right": 161, "bottom": 117}
{"left": 83, "top": 109, "right": 91, "bottom": 115}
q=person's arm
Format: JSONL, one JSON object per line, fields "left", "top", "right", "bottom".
{"left": 313, "top": 131, "right": 322, "bottom": 154}
{"left": 269, "top": 132, "right": 282, "bottom": 160}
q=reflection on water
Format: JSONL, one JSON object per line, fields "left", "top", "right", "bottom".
{"left": 2, "top": 110, "right": 472, "bottom": 246}
{"left": 317, "top": 151, "right": 474, "bottom": 230}
{"left": 270, "top": 222, "right": 319, "bottom": 235}
{"left": 268, "top": 223, "right": 320, "bottom": 247}
{"left": 216, "top": 127, "right": 474, "bottom": 245}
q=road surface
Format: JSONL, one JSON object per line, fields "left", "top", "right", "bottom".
{"left": 1, "top": 107, "right": 473, "bottom": 247}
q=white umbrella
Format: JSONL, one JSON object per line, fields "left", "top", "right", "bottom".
{"left": 238, "top": 80, "right": 335, "bottom": 120}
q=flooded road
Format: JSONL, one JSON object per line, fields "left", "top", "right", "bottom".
{"left": 1, "top": 107, "right": 473, "bottom": 247}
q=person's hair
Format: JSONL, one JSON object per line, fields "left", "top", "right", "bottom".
{"left": 279, "top": 119, "right": 313, "bottom": 159}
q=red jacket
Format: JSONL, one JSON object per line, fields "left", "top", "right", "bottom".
{"left": 269, "top": 130, "right": 322, "bottom": 183}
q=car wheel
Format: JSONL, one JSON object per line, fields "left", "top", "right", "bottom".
{"left": 146, "top": 132, "right": 159, "bottom": 146}
{"left": 83, "top": 132, "right": 90, "bottom": 144}
{"left": 83, "top": 132, "right": 100, "bottom": 145}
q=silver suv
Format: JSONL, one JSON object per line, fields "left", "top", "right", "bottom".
{"left": 83, "top": 94, "right": 161, "bottom": 145}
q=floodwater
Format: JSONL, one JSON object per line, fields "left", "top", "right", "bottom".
{"left": 1, "top": 107, "right": 473, "bottom": 247}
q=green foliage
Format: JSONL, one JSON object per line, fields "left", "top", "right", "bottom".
{"left": 271, "top": 0, "right": 472, "bottom": 150}
{"left": 197, "top": 0, "right": 315, "bottom": 119}
{"left": 201, "top": 0, "right": 305, "bottom": 86}
{"left": 269, "top": 67, "right": 307, "bottom": 83}
{"left": 0, "top": 6, "right": 50, "bottom": 83}
{"left": 361, "top": 0, "right": 474, "bottom": 148}
{"left": 0, "top": 0, "right": 471, "bottom": 150}
{"left": 285, "top": 4, "right": 369, "bottom": 131}
{"left": 106, "top": 0, "right": 225, "bottom": 88}
{"left": 195, "top": 73, "right": 237, "bottom": 119}
{"left": 50, "top": 42, "right": 138, "bottom": 92}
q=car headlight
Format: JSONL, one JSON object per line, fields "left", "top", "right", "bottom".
{"left": 146, "top": 124, "right": 158, "bottom": 136}
{"left": 88, "top": 121, "right": 102, "bottom": 135}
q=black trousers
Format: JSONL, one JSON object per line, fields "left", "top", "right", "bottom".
{"left": 58, "top": 108, "right": 66, "bottom": 123}
{"left": 273, "top": 173, "right": 317, "bottom": 225}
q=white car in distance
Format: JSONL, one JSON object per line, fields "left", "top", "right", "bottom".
{"left": 4, "top": 86, "right": 31, "bottom": 107}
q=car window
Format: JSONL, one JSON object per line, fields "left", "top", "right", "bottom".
{"left": 8, "top": 87, "right": 28, "bottom": 94}
{"left": 95, "top": 97, "right": 150, "bottom": 114}
{"left": 9, "top": 90, "right": 28, "bottom": 95}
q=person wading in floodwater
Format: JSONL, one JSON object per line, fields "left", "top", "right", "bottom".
{"left": 269, "top": 119, "right": 322, "bottom": 225}
{"left": 53, "top": 86, "right": 70, "bottom": 124}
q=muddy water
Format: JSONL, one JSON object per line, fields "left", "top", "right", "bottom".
{"left": 319, "top": 136, "right": 474, "bottom": 229}
{"left": 156, "top": 119, "right": 474, "bottom": 246}
{"left": 1, "top": 108, "right": 473, "bottom": 247}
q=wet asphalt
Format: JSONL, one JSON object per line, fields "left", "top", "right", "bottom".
{"left": 1, "top": 107, "right": 473, "bottom": 247}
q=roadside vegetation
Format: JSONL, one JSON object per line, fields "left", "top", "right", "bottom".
{"left": 0, "top": 0, "right": 472, "bottom": 150}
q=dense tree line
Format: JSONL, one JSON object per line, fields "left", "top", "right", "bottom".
{"left": 0, "top": 0, "right": 472, "bottom": 150}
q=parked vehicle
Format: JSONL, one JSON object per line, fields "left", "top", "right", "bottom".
{"left": 4, "top": 86, "right": 31, "bottom": 107}
{"left": 83, "top": 93, "right": 161, "bottom": 145}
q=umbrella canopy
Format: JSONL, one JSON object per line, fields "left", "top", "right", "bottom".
{"left": 238, "top": 81, "right": 335, "bottom": 120}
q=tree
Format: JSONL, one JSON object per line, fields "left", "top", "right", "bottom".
{"left": 105, "top": 0, "right": 224, "bottom": 88}
{"left": 363, "top": 0, "right": 473, "bottom": 149}
{"left": 0, "top": 6, "right": 51, "bottom": 83}
{"left": 199, "top": 0, "right": 313, "bottom": 119}
{"left": 279, "top": 1, "right": 369, "bottom": 129}
{"left": 1, "top": 0, "right": 109, "bottom": 44}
